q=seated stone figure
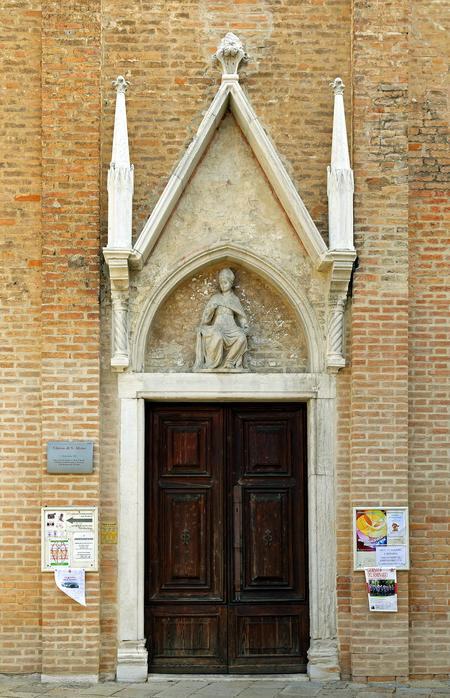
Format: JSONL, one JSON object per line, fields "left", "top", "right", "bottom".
{"left": 194, "top": 268, "right": 249, "bottom": 371}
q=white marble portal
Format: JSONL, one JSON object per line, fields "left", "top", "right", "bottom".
{"left": 116, "top": 372, "right": 340, "bottom": 682}
{"left": 109, "top": 34, "right": 355, "bottom": 683}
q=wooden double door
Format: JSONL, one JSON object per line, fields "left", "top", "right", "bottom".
{"left": 145, "top": 403, "right": 309, "bottom": 673}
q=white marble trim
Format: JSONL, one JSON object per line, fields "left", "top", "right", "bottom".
{"left": 116, "top": 372, "right": 339, "bottom": 682}
{"left": 131, "top": 245, "right": 324, "bottom": 374}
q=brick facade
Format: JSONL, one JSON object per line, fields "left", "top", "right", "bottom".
{"left": 0, "top": 0, "right": 448, "bottom": 681}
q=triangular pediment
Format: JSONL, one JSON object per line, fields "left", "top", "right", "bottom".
{"left": 104, "top": 34, "right": 356, "bottom": 373}
{"left": 131, "top": 79, "right": 328, "bottom": 270}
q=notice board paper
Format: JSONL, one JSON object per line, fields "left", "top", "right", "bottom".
{"left": 55, "top": 569, "right": 86, "bottom": 606}
{"left": 365, "top": 567, "right": 398, "bottom": 612}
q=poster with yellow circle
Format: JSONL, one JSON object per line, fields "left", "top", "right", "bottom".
{"left": 355, "top": 509, "right": 387, "bottom": 551}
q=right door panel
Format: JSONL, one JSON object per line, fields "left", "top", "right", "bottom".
{"left": 228, "top": 405, "right": 308, "bottom": 672}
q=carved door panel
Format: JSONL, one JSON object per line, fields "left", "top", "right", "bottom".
{"left": 145, "top": 403, "right": 308, "bottom": 673}
{"left": 145, "top": 405, "right": 227, "bottom": 672}
{"left": 228, "top": 406, "right": 308, "bottom": 672}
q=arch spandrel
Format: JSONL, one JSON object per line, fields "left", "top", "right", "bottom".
{"left": 128, "top": 111, "right": 328, "bottom": 374}
{"left": 144, "top": 262, "right": 309, "bottom": 374}
{"left": 131, "top": 246, "right": 324, "bottom": 373}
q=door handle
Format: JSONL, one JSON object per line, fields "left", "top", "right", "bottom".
{"left": 233, "top": 485, "right": 242, "bottom": 598}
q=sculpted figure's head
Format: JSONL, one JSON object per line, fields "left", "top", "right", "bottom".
{"left": 218, "top": 267, "right": 235, "bottom": 293}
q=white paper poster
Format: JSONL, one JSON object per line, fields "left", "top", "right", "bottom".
{"left": 73, "top": 532, "right": 95, "bottom": 564}
{"left": 365, "top": 567, "right": 397, "bottom": 612}
{"left": 55, "top": 568, "right": 86, "bottom": 606}
{"left": 387, "top": 510, "right": 406, "bottom": 544}
{"left": 376, "top": 545, "right": 406, "bottom": 567}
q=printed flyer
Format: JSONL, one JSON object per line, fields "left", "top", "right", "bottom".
{"left": 353, "top": 507, "right": 409, "bottom": 570}
{"left": 365, "top": 567, "right": 397, "bottom": 612}
{"left": 41, "top": 506, "right": 98, "bottom": 571}
{"left": 55, "top": 568, "right": 86, "bottom": 606}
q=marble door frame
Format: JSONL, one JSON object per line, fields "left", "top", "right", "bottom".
{"left": 115, "top": 371, "right": 340, "bottom": 682}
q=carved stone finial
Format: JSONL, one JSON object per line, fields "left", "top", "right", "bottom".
{"left": 113, "top": 75, "right": 129, "bottom": 94}
{"left": 214, "top": 32, "right": 248, "bottom": 77}
{"left": 331, "top": 77, "right": 344, "bottom": 96}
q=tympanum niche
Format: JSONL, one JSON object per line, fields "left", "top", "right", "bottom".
{"left": 194, "top": 267, "right": 249, "bottom": 371}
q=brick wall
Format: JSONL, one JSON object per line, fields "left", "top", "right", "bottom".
{"left": 0, "top": 1, "right": 42, "bottom": 673}
{"left": 350, "top": 0, "right": 410, "bottom": 681}
{"left": 40, "top": 0, "right": 101, "bottom": 678}
{"left": 408, "top": 0, "right": 450, "bottom": 678}
{"left": 0, "top": 0, "right": 449, "bottom": 682}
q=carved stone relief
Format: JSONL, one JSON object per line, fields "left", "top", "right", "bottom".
{"left": 194, "top": 268, "right": 249, "bottom": 372}
{"left": 144, "top": 263, "right": 309, "bottom": 373}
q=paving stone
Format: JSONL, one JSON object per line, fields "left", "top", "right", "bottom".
{"left": 239, "top": 688, "right": 280, "bottom": 698}
{"left": 1, "top": 679, "right": 449, "bottom": 698}
{"left": 365, "top": 685, "right": 397, "bottom": 691}
{"left": 317, "top": 687, "right": 357, "bottom": 698}
{"left": 7, "top": 685, "right": 52, "bottom": 695}
{"left": 153, "top": 681, "right": 212, "bottom": 697}
{"left": 116, "top": 684, "right": 180, "bottom": 696}
{"left": 114, "top": 687, "right": 178, "bottom": 698}
{"left": 278, "top": 683, "right": 322, "bottom": 696}
{"left": 191, "top": 683, "right": 252, "bottom": 697}
{"left": 43, "top": 690, "right": 97, "bottom": 698}
{"left": 0, "top": 692, "right": 35, "bottom": 698}
{"left": 236, "top": 686, "right": 284, "bottom": 698}
{"left": 75, "top": 683, "right": 129, "bottom": 696}
{"left": 43, "top": 693, "right": 119, "bottom": 698}
{"left": 153, "top": 680, "right": 210, "bottom": 698}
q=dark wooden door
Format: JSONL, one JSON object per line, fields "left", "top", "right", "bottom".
{"left": 145, "top": 404, "right": 308, "bottom": 673}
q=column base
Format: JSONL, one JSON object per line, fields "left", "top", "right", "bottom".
{"left": 307, "top": 638, "right": 340, "bottom": 681}
{"left": 117, "top": 640, "right": 148, "bottom": 682}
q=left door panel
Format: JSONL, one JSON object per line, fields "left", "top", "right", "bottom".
{"left": 145, "top": 405, "right": 227, "bottom": 672}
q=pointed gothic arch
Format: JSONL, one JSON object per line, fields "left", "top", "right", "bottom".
{"left": 105, "top": 33, "right": 357, "bottom": 684}
{"left": 131, "top": 244, "right": 324, "bottom": 373}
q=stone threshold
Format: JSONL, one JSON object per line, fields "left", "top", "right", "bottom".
{"left": 147, "top": 674, "right": 310, "bottom": 682}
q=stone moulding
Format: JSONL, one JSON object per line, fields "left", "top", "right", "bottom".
{"left": 104, "top": 74, "right": 134, "bottom": 371}
{"left": 103, "top": 248, "right": 131, "bottom": 370}
{"left": 106, "top": 39, "right": 355, "bottom": 682}
{"left": 131, "top": 244, "right": 323, "bottom": 374}
{"left": 130, "top": 77, "right": 328, "bottom": 272}
{"left": 104, "top": 37, "right": 356, "bottom": 373}
{"left": 116, "top": 372, "right": 340, "bottom": 682}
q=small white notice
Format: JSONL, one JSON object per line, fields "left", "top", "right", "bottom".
{"left": 375, "top": 545, "right": 406, "bottom": 567}
{"left": 55, "top": 569, "right": 86, "bottom": 606}
{"left": 41, "top": 506, "right": 98, "bottom": 571}
{"left": 73, "top": 532, "right": 95, "bottom": 564}
{"left": 387, "top": 510, "right": 406, "bottom": 544}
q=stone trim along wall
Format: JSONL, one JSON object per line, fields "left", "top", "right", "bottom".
{"left": 116, "top": 372, "right": 339, "bottom": 682}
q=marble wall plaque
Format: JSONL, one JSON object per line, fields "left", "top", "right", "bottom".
{"left": 47, "top": 441, "right": 94, "bottom": 474}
